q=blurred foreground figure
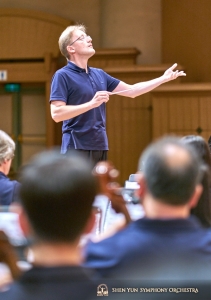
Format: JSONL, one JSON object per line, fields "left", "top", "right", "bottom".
{"left": 181, "top": 135, "right": 211, "bottom": 227}
{"left": 0, "top": 150, "right": 99, "bottom": 300}
{"left": 84, "top": 136, "right": 211, "bottom": 282}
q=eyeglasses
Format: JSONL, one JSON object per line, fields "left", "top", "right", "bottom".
{"left": 69, "top": 34, "right": 91, "bottom": 46}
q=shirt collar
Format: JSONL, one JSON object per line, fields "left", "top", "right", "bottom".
{"left": 67, "top": 60, "right": 90, "bottom": 73}
{"left": 0, "top": 171, "right": 7, "bottom": 178}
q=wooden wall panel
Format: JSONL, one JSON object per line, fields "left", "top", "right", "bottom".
{"left": 0, "top": 9, "right": 74, "bottom": 151}
{"left": 89, "top": 48, "right": 141, "bottom": 68}
{"left": 152, "top": 97, "right": 169, "bottom": 139}
{"left": 151, "top": 84, "right": 211, "bottom": 142}
{"left": 58, "top": 48, "right": 141, "bottom": 69}
{"left": 107, "top": 93, "right": 152, "bottom": 184}
{"left": 168, "top": 97, "right": 198, "bottom": 132}
{"left": 199, "top": 97, "right": 211, "bottom": 140}
{"left": 162, "top": 0, "right": 211, "bottom": 82}
{"left": 0, "top": 94, "right": 13, "bottom": 134}
{"left": 0, "top": 8, "right": 72, "bottom": 59}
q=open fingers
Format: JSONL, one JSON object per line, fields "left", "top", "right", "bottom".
{"left": 174, "top": 70, "right": 186, "bottom": 78}
{"left": 178, "top": 71, "right": 186, "bottom": 76}
{"left": 169, "top": 63, "right": 178, "bottom": 71}
{"left": 168, "top": 64, "right": 186, "bottom": 78}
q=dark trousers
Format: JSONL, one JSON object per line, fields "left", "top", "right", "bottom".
{"left": 67, "top": 149, "right": 107, "bottom": 167}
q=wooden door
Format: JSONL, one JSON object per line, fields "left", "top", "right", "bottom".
{"left": 0, "top": 84, "right": 46, "bottom": 176}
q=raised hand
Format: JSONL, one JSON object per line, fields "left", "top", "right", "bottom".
{"left": 90, "top": 91, "right": 110, "bottom": 108}
{"left": 163, "top": 63, "right": 186, "bottom": 82}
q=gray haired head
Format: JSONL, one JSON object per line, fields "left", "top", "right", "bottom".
{"left": 0, "top": 130, "right": 15, "bottom": 165}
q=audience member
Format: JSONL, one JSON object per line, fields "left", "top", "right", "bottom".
{"left": 182, "top": 135, "right": 211, "bottom": 168}
{"left": 181, "top": 135, "right": 211, "bottom": 227}
{"left": 0, "top": 150, "right": 99, "bottom": 300}
{"left": 208, "top": 136, "right": 211, "bottom": 155}
{"left": 84, "top": 136, "right": 211, "bottom": 281}
{"left": 0, "top": 130, "right": 20, "bottom": 205}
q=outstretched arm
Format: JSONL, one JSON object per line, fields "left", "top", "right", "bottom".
{"left": 111, "top": 63, "right": 186, "bottom": 98}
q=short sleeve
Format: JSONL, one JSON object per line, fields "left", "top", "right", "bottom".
{"left": 50, "top": 72, "right": 69, "bottom": 103}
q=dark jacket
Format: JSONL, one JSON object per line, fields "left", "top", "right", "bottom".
{"left": 0, "top": 266, "right": 99, "bottom": 300}
{"left": 84, "top": 216, "right": 211, "bottom": 280}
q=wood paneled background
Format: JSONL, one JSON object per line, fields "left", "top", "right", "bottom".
{"left": 0, "top": 1, "right": 211, "bottom": 184}
{"left": 162, "top": 0, "right": 211, "bottom": 82}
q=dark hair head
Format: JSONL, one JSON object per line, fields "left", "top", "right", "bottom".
{"left": 19, "top": 150, "right": 97, "bottom": 243}
{"left": 139, "top": 136, "right": 202, "bottom": 205}
{"left": 181, "top": 135, "right": 211, "bottom": 168}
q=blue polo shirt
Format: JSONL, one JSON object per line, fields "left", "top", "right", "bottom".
{"left": 50, "top": 61, "right": 120, "bottom": 152}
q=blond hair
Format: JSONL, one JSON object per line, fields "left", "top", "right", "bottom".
{"left": 58, "top": 24, "right": 86, "bottom": 60}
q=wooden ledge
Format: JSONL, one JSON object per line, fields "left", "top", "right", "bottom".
{"left": 104, "top": 64, "right": 184, "bottom": 74}
{"left": 152, "top": 83, "right": 211, "bottom": 92}
{"left": 94, "top": 48, "right": 141, "bottom": 56}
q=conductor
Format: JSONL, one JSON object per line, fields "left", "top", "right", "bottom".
{"left": 50, "top": 24, "right": 186, "bottom": 165}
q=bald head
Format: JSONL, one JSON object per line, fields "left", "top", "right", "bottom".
{"left": 163, "top": 144, "right": 193, "bottom": 167}
{"left": 139, "top": 137, "right": 202, "bottom": 205}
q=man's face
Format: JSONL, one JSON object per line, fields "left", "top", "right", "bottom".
{"left": 69, "top": 29, "right": 95, "bottom": 58}
{"left": 4, "top": 158, "right": 12, "bottom": 175}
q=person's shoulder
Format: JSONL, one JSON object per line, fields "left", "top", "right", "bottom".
{"left": 85, "top": 220, "right": 139, "bottom": 255}
{"left": 0, "top": 172, "right": 9, "bottom": 182}
{"left": 6, "top": 178, "right": 20, "bottom": 188}
{"left": 8, "top": 177, "right": 20, "bottom": 186}
{"left": 54, "top": 65, "right": 69, "bottom": 76}
{"left": 89, "top": 66, "right": 114, "bottom": 76}
{"left": 199, "top": 226, "right": 211, "bottom": 242}
{"left": 89, "top": 66, "right": 104, "bottom": 73}
{"left": 0, "top": 174, "right": 17, "bottom": 186}
{"left": 83, "top": 223, "right": 141, "bottom": 277}
{"left": 0, "top": 266, "right": 100, "bottom": 300}
{"left": 89, "top": 67, "right": 119, "bottom": 79}
{"left": 51, "top": 67, "right": 70, "bottom": 86}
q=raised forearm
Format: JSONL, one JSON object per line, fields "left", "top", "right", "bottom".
{"left": 125, "top": 75, "right": 167, "bottom": 98}
{"left": 112, "top": 63, "right": 186, "bottom": 98}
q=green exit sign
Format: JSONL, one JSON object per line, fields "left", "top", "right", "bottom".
{"left": 4, "top": 83, "right": 21, "bottom": 92}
